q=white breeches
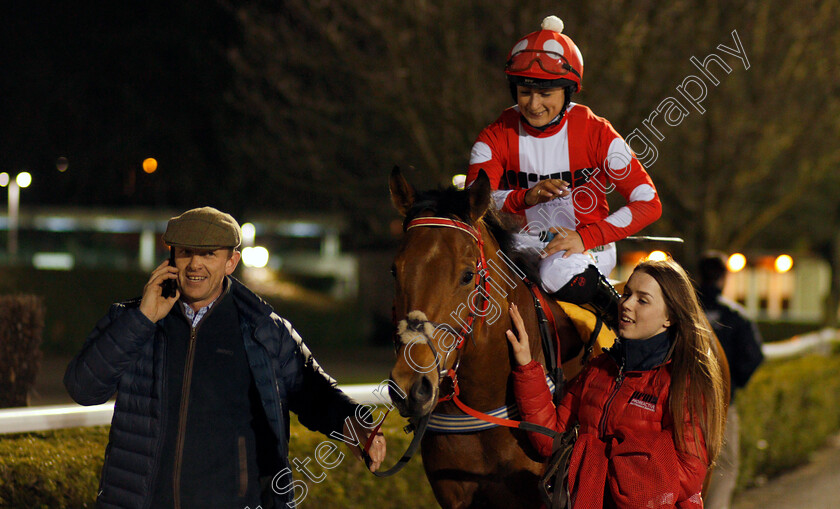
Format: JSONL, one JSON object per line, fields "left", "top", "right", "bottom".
{"left": 511, "top": 234, "right": 616, "bottom": 293}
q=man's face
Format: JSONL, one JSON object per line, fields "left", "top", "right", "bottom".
{"left": 173, "top": 247, "right": 241, "bottom": 311}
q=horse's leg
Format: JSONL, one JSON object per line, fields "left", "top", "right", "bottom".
{"left": 423, "top": 429, "right": 546, "bottom": 508}
{"left": 422, "top": 434, "right": 480, "bottom": 508}
{"left": 430, "top": 470, "right": 544, "bottom": 509}
{"left": 479, "top": 429, "right": 545, "bottom": 509}
{"left": 429, "top": 480, "right": 477, "bottom": 509}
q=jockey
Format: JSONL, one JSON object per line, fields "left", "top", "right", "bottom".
{"left": 466, "top": 15, "right": 662, "bottom": 330}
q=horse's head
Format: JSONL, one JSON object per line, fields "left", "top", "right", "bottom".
{"left": 387, "top": 167, "right": 503, "bottom": 418}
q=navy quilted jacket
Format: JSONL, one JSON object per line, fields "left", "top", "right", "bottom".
{"left": 64, "top": 277, "right": 358, "bottom": 509}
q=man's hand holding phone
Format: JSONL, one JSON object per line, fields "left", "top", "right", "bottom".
{"left": 139, "top": 256, "right": 180, "bottom": 323}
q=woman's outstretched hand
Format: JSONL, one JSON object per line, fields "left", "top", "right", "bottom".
{"left": 506, "top": 303, "right": 532, "bottom": 366}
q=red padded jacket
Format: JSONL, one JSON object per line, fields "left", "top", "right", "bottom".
{"left": 512, "top": 354, "right": 708, "bottom": 508}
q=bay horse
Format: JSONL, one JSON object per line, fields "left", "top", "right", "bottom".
{"left": 387, "top": 167, "right": 588, "bottom": 508}
{"left": 385, "top": 167, "right": 731, "bottom": 507}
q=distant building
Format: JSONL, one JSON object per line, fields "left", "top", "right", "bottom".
{"left": 616, "top": 250, "right": 831, "bottom": 323}
{"left": 0, "top": 207, "right": 358, "bottom": 299}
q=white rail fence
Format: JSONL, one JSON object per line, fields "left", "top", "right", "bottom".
{"left": 2, "top": 329, "right": 838, "bottom": 435}
{"left": 762, "top": 327, "right": 838, "bottom": 359}
{"left": 0, "top": 384, "right": 387, "bottom": 435}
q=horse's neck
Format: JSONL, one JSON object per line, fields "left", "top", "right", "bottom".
{"left": 478, "top": 227, "right": 547, "bottom": 364}
{"left": 452, "top": 235, "right": 546, "bottom": 405}
{"left": 480, "top": 230, "right": 582, "bottom": 385}
{"left": 510, "top": 281, "right": 547, "bottom": 366}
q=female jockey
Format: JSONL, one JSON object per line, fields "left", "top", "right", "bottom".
{"left": 507, "top": 258, "right": 727, "bottom": 508}
{"left": 466, "top": 15, "right": 662, "bottom": 329}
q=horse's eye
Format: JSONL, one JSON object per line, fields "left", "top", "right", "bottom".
{"left": 390, "top": 264, "right": 397, "bottom": 278}
{"left": 461, "top": 270, "right": 475, "bottom": 285}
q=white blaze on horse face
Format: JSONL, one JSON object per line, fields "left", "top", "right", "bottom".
{"left": 398, "top": 310, "right": 439, "bottom": 374}
{"left": 397, "top": 310, "right": 436, "bottom": 344}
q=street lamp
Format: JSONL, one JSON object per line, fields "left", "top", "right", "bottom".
{"left": 0, "top": 171, "right": 32, "bottom": 259}
{"left": 727, "top": 253, "right": 747, "bottom": 272}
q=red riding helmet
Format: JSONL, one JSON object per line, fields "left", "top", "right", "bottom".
{"left": 505, "top": 16, "right": 584, "bottom": 92}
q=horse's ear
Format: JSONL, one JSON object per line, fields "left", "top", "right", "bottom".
{"left": 390, "top": 166, "right": 416, "bottom": 217}
{"left": 468, "top": 170, "right": 492, "bottom": 223}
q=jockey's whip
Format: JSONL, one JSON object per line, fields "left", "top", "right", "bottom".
{"left": 623, "top": 236, "right": 684, "bottom": 243}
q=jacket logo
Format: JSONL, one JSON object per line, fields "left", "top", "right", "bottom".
{"left": 216, "top": 348, "right": 235, "bottom": 356}
{"left": 628, "top": 391, "right": 657, "bottom": 412}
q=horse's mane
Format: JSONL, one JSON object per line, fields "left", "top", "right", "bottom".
{"left": 404, "top": 186, "right": 541, "bottom": 282}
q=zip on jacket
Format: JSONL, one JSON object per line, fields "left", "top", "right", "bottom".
{"left": 173, "top": 324, "right": 200, "bottom": 509}
{"left": 598, "top": 365, "right": 625, "bottom": 438}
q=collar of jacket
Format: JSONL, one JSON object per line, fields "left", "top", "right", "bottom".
{"left": 176, "top": 277, "right": 232, "bottom": 325}
{"left": 520, "top": 113, "right": 565, "bottom": 134}
{"left": 227, "top": 276, "right": 278, "bottom": 328}
{"left": 519, "top": 104, "right": 572, "bottom": 138}
{"left": 607, "top": 330, "right": 672, "bottom": 372}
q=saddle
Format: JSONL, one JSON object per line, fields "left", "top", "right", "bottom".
{"left": 556, "top": 300, "right": 618, "bottom": 381}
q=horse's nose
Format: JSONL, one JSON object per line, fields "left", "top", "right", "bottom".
{"left": 410, "top": 375, "right": 434, "bottom": 404}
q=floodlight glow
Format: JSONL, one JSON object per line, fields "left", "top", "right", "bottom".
{"left": 727, "top": 253, "right": 747, "bottom": 272}
{"left": 242, "top": 223, "right": 256, "bottom": 246}
{"left": 647, "top": 250, "right": 668, "bottom": 262}
{"left": 16, "top": 172, "right": 32, "bottom": 188}
{"left": 774, "top": 254, "right": 793, "bottom": 273}
{"left": 143, "top": 158, "right": 158, "bottom": 174}
{"left": 33, "top": 252, "right": 75, "bottom": 270}
{"left": 285, "top": 223, "right": 320, "bottom": 237}
{"left": 0, "top": 173, "right": 8, "bottom": 187}
{"left": 452, "top": 174, "right": 467, "bottom": 189}
{"left": 242, "top": 246, "right": 269, "bottom": 268}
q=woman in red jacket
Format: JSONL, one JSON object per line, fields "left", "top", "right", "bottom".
{"left": 507, "top": 258, "right": 726, "bottom": 508}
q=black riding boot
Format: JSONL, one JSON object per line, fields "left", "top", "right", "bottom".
{"left": 552, "top": 265, "right": 621, "bottom": 331}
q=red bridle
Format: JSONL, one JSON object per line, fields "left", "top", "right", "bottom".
{"left": 366, "top": 215, "right": 560, "bottom": 476}
{"left": 404, "top": 216, "right": 491, "bottom": 401}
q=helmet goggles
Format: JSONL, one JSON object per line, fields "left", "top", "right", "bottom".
{"left": 505, "top": 49, "right": 581, "bottom": 80}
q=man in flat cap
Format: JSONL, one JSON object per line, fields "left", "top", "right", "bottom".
{"left": 65, "top": 206, "right": 386, "bottom": 509}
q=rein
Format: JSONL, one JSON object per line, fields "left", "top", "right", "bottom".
{"left": 367, "top": 216, "right": 562, "bottom": 476}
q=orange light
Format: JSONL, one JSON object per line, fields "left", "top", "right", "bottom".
{"left": 646, "top": 250, "right": 668, "bottom": 262}
{"left": 774, "top": 254, "right": 793, "bottom": 273}
{"left": 142, "top": 158, "right": 158, "bottom": 174}
{"left": 727, "top": 253, "right": 747, "bottom": 272}
{"left": 621, "top": 251, "right": 648, "bottom": 267}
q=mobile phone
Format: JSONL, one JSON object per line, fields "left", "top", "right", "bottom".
{"left": 160, "top": 248, "right": 178, "bottom": 298}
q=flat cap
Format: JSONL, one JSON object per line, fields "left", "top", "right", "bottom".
{"left": 163, "top": 207, "right": 242, "bottom": 249}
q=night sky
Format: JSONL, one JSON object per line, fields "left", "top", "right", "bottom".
{"left": 1, "top": 3, "right": 238, "bottom": 209}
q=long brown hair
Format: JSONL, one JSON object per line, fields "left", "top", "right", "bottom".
{"left": 633, "top": 258, "right": 725, "bottom": 463}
